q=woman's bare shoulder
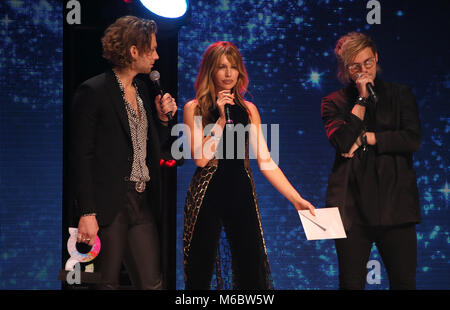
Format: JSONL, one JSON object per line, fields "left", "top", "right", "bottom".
{"left": 244, "top": 100, "right": 260, "bottom": 116}
{"left": 244, "top": 100, "right": 257, "bottom": 111}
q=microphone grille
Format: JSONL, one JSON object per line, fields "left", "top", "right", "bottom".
{"left": 149, "top": 70, "right": 160, "bottom": 82}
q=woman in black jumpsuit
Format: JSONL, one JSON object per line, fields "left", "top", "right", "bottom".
{"left": 183, "top": 41, "right": 315, "bottom": 289}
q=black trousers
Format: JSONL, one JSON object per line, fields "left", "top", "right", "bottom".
{"left": 95, "top": 184, "right": 162, "bottom": 290}
{"left": 334, "top": 223, "right": 417, "bottom": 290}
{"left": 185, "top": 180, "right": 267, "bottom": 290}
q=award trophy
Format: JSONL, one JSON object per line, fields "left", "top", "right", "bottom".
{"left": 58, "top": 227, "right": 102, "bottom": 286}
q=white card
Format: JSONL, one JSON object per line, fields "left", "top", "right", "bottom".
{"left": 298, "top": 207, "right": 347, "bottom": 240}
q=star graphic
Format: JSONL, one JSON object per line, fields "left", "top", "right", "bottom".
{"left": 438, "top": 182, "right": 449, "bottom": 200}
{"left": 308, "top": 70, "right": 322, "bottom": 88}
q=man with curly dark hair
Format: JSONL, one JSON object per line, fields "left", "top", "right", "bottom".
{"left": 69, "top": 15, "right": 177, "bottom": 289}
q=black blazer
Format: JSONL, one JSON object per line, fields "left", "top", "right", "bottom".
{"left": 321, "top": 78, "right": 422, "bottom": 230}
{"left": 69, "top": 70, "right": 170, "bottom": 226}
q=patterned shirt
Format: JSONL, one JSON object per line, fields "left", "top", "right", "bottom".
{"left": 113, "top": 71, "right": 150, "bottom": 183}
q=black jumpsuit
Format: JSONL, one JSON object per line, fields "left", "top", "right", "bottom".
{"left": 184, "top": 104, "right": 272, "bottom": 289}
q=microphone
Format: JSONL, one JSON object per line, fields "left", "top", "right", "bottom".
{"left": 224, "top": 104, "right": 233, "bottom": 125}
{"left": 355, "top": 73, "right": 377, "bottom": 104}
{"left": 224, "top": 88, "right": 235, "bottom": 126}
{"left": 149, "top": 70, "right": 173, "bottom": 121}
{"left": 366, "top": 83, "right": 378, "bottom": 103}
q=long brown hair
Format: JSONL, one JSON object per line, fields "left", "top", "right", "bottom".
{"left": 194, "top": 41, "right": 250, "bottom": 126}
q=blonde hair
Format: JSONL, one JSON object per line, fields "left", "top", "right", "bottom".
{"left": 194, "top": 41, "right": 250, "bottom": 127}
{"left": 334, "top": 32, "right": 379, "bottom": 84}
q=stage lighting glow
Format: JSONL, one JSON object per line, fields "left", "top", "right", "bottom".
{"left": 140, "top": 0, "right": 188, "bottom": 18}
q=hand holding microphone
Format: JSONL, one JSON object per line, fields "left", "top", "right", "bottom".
{"left": 355, "top": 72, "right": 377, "bottom": 103}
{"left": 216, "top": 90, "right": 235, "bottom": 124}
{"left": 150, "top": 70, "right": 177, "bottom": 122}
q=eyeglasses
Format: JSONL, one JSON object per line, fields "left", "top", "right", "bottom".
{"left": 346, "top": 57, "right": 376, "bottom": 72}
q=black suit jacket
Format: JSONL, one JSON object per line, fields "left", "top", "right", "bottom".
{"left": 69, "top": 70, "right": 170, "bottom": 226}
{"left": 321, "top": 78, "right": 422, "bottom": 230}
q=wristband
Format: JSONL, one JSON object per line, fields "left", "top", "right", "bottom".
{"left": 81, "top": 213, "right": 96, "bottom": 217}
{"left": 356, "top": 96, "right": 369, "bottom": 107}
{"left": 361, "top": 133, "right": 368, "bottom": 152}
{"left": 211, "top": 132, "right": 222, "bottom": 142}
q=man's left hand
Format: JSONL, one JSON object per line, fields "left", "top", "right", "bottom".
{"left": 155, "top": 93, "right": 177, "bottom": 122}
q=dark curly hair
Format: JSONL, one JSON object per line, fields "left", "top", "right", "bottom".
{"left": 101, "top": 16, "right": 157, "bottom": 68}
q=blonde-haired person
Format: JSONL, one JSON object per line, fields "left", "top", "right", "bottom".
{"left": 70, "top": 16, "right": 177, "bottom": 289}
{"left": 321, "top": 32, "right": 421, "bottom": 289}
{"left": 183, "top": 41, "right": 315, "bottom": 289}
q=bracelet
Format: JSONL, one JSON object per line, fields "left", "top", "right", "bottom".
{"left": 210, "top": 132, "right": 222, "bottom": 142}
{"left": 356, "top": 96, "right": 369, "bottom": 107}
{"left": 356, "top": 129, "right": 366, "bottom": 147}
{"left": 361, "top": 133, "right": 368, "bottom": 152}
{"left": 81, "top": 213, "right": 96, "bottom": 217}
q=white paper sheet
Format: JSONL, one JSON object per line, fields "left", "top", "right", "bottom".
{"left": 298, "top": 207, "right": 347, "bottom": 240}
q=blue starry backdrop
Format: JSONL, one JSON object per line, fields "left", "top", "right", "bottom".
{"left": 0, "top": 0, "right": 62, "bottom": 289}
{"left": 0, "top": 0, "right": 448, "bottom": 290}
{"left": 176, "top": 0, "right": 449, "bottom": 289}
